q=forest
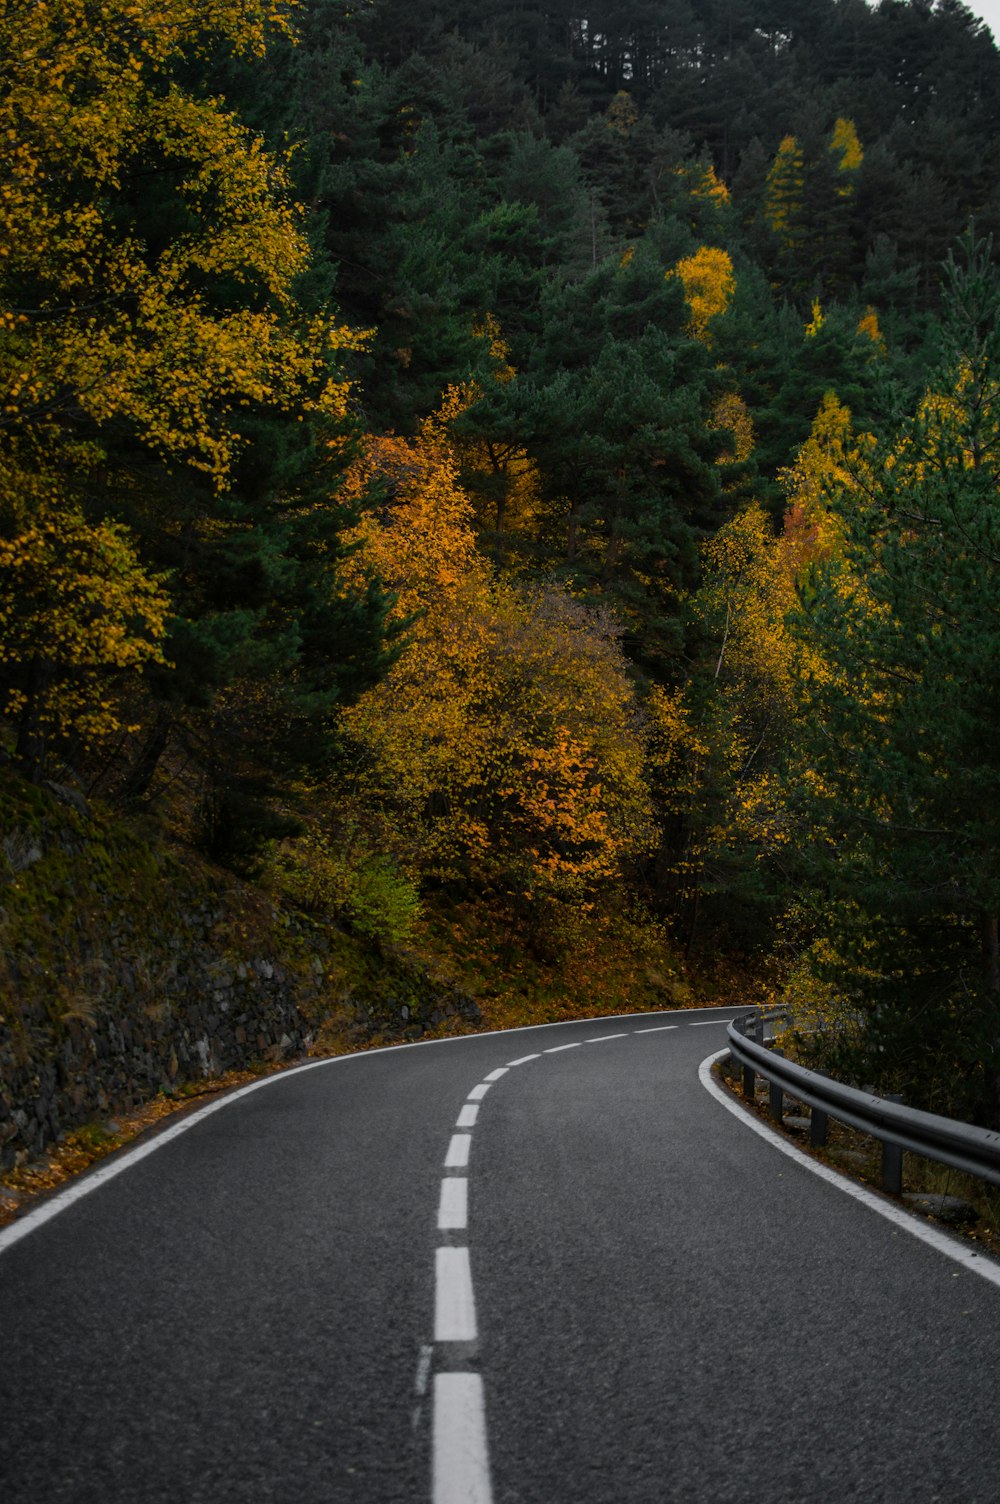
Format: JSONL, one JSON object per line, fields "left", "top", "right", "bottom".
{"left": 3, "top": 0, "right": 1000, "bottom": 1125}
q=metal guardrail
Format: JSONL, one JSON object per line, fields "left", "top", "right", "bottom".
{"left": 727, "top": 1011, "right": 1000, "bottom": 1194}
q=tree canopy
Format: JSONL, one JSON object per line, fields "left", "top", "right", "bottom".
{"left": 6, "top": 0, "right": 1000, "bottom": 1109}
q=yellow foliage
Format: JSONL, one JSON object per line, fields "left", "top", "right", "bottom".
{"left": 856, "top": 305, "right": 885, "bottom": 348}
{"left": 829, "top": 117, "right": 863, "bottom": 191}
{"left": 644, "top": 685, "right": 709, "bottom": 823}
{"left": 805, "top": 299, "right": 825, "bottom": 338}
{"left": 0, "top": 0, "right": 358, "bottom": 485}
{"left": 764, "top": 135, "right": 804, "bottom": 240}
{"left": 0, "top": 446, "right": 169, "bottom": 744}
{"left": 0, "top": 0, "right": 371, "bottom": 758}
{"left": 669, "top": 389, "right": 880, "bottom": 887}
{"left": 696, "top": 503, "right": 799, "bottom": 706}
{"left": 472, "top": 313, "right": 515, "bottom": 384}
{"left": 338, "top": 403, "right": 653, "bottom": 900}
{"left": 672, "top": 246, "right": 736, "bottom": 344}
{"left": 709, "top": 391, "right": 755, "bottom": 465}
{"left": 779, "top": 393, "right": 888, "bottom": 730}
{"left": 605, "top": 91, "right": 638, "bottom": 135}
{"left": 680, "top": 162, "right": 730, "bottom": 206}
{"left": 779, "top": 392, "right": 858, "bottom": 573}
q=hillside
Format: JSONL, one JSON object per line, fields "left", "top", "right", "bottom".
{"left": 3, "top": 0, "right": 1000, "bottom": 1156}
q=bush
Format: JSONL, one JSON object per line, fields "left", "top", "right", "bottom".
{"left": 269, "top": 833, "right": 422, "bottom": 946}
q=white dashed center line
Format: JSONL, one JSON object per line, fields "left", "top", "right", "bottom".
{"left": 430, "top": 1015, "right": 692, "bottom": 1503}
{"left": 433, "top": 1373, "right": 491, "bottom": 1504}
{"left": 434, "top": 1247, "right": 478, "bottom": 1341}
{"left": 437, "top": 1177, "right": 468, "bottom": 1231}
{"left": 445, "top": 1134, "right": 471, "bottom": 1168}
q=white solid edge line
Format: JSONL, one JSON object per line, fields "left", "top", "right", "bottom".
{"left": 434, "top": 1246, "right": 478, "bottom": 1341}
{"left": 433, "top": 1372, "right": 492, "bottom": 1504}
{"left": 0, "top": 1005, "right": 733, "bottom": 1256}
{"left": 437, "top": 1177, "right": 468, "bottom": 1231}
{"left": 455, "top": 1104, "right": 479, "bottom": 1128}
{"left": 544, "top": 1042, "right": 582, "bottom": 1053}
{"left": 633, "top": 1025, "right": 679, "bottom": 1033}
{"left": 689, "top": 1018, "right": 734, "bottom": 1026}
{"left": 444, "top": 1134, "right": 472, "bottom": 1169}
{"left": 699, "top": 1048, "right": 1000, "bottom": 1290}
{"left": 585, "top": 1033, "right": 628, "bottom": 1042}
{"left": 483, "top": 1068, "right": 509, "bottom": 1082}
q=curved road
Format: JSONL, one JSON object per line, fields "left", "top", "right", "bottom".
{"left": 2, "top": 1006, "right": 1000, "bottom": 1502}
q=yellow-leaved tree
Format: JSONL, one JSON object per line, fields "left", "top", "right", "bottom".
{"left": 829, "top": 117, "right": 863, "bottom": 190}
{"left": 672, "top": 246, "right": 736, "bottom": 344}
{"left": 651, "top": 392, "right": 866, "bottom": 947}
{"left": 334, "top": 395, "right": 654, "bottom": 923}
{"left": 649, "top": 504, "right": 800, "bottom": 935}
{"left": 779, "top": 391, "right": 857, "bottom": 575}
{"left": 0, "top": 443, "right": 170, "bottom": 750}
{"left": 764, "top": 135, "right": 805, "bottom": 245}
{"left": 0, "top": 0, "right": 366, "bottom": 775}
{"left": 0, "top": 0, "right": 346, "bottom": 481}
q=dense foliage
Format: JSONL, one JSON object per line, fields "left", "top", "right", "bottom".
{"left": 4, "top": 0, "right": 1000, "bottom": 1114}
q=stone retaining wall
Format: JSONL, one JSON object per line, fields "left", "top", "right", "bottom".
{"left": 0, "top": 910, "right": 317, "bottom": 1168}
{"left": 0, "top": 778, "right": 481, "bottom": 1171}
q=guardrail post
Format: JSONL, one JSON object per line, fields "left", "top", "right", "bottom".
{"left": 768, "top": 1048, "right": 784, "bottom": 1123}
{"left": 725, "top": 1042, "right": 1000, "bottom": 1192}
{"left": 810, "top": 1071, "right": 829, "bottom": 1147}
{"left": 881, "top": 1095, "right": 904, "bottom": 1194}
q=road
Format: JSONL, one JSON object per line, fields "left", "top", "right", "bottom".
{"left": 2, "top": 1006, "right": 1000, "bottom": 1503}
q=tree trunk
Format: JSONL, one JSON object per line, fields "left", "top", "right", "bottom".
{"left": 121, "top": 709, "right": 173, "bottom": 801}
{"left": 14, "top": 656, "right": 54, "bottom": 780}
{"left": 566, "top": 499, "right": 581, "bottom": 561}
{"left": 601, "top": 470, "right": 627, "bottom": 583}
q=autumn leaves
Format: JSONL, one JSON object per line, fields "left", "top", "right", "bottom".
{"left": 0, "top": 1, "right": 363, "bottom": 768}
{"left": 334, "top": 399, "right": 653, "bottom": 912}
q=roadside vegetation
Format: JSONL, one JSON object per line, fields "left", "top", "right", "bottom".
{"left": 4, "top": 0, "right": 1000, "bottom": 1152}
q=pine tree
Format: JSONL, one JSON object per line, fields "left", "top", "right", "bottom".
{"left": 785, "top": 234, "right": 1000, "bottom": 1121}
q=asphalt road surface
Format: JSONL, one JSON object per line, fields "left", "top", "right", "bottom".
{"left": 3, "top": 1006, "right": 1000, "bottom": 1503}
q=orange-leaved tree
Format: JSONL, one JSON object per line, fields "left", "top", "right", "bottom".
{"left": 335, "top": 395, "right": 653, "bottom": 918}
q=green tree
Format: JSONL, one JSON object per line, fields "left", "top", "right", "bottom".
{"left": 785, "top": 235, "right": 1000, "bottom": 1121}
{"left": 461, "top": 237, "right": 725, "bottom": 670}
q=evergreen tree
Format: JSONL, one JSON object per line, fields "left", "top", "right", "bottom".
{"left": 785, "top": 235, "right": 1000, "bottom": 1121}
{"left": 463, "top": 237, "right": 725, "bottom": 670}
